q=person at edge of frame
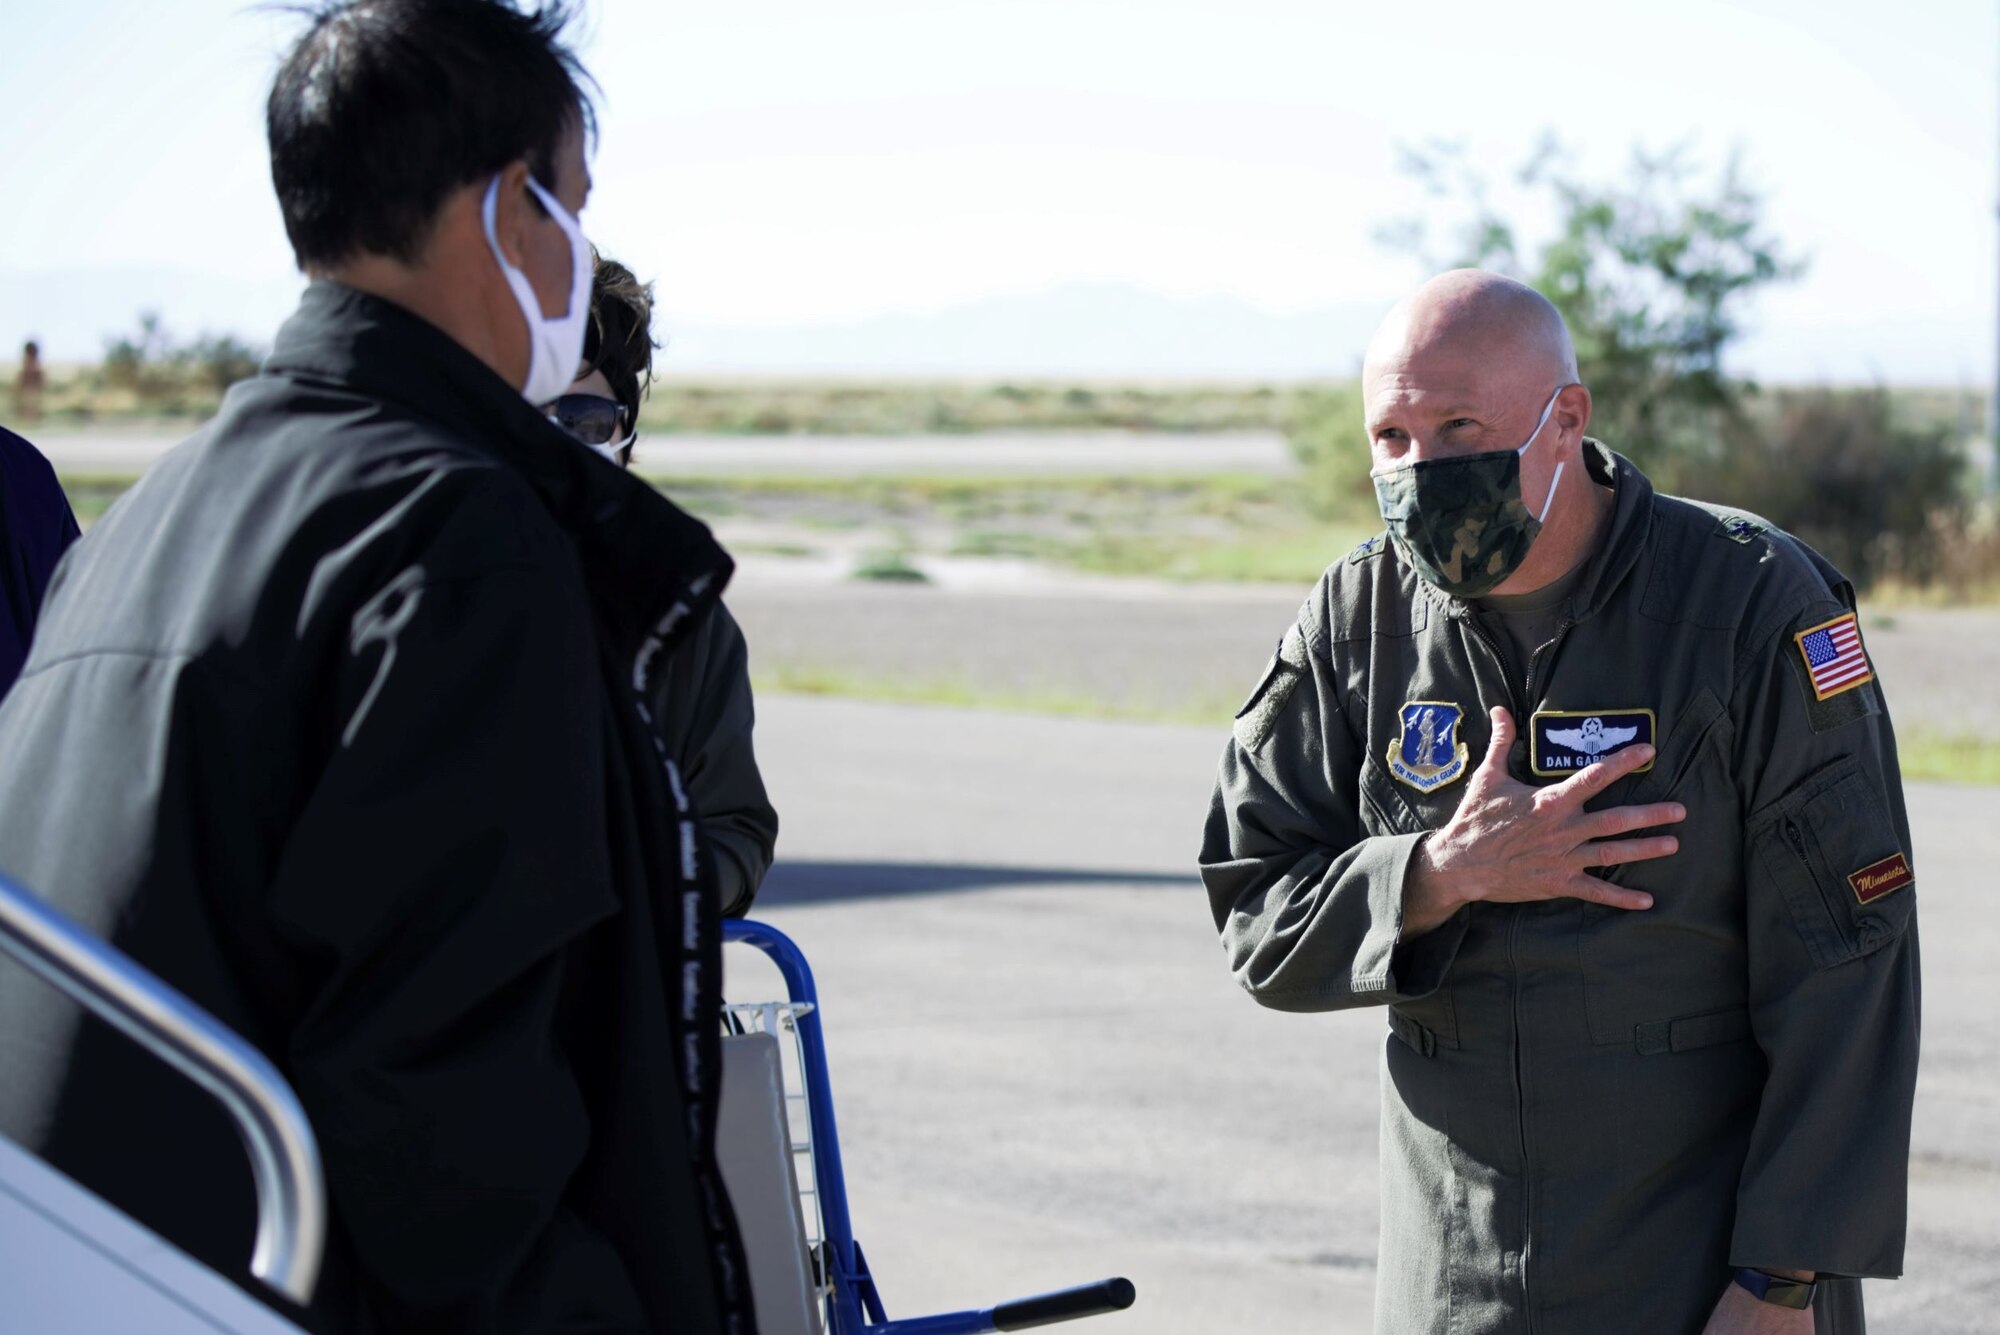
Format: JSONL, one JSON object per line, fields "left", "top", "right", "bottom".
{"left": 0, "top": 2, "right": 758, "bottom": 1332}
{"left": 0, "top": 422, "right": 81, "bottom": 698}
{"left": 1200, "top": 269, "right": 1918, "bottom": 1335}
{"left": 12, "top": 339, "right": 48, "bottom": 422}
{"left": 544, "top": 253, "right": 777, "bottom": 917}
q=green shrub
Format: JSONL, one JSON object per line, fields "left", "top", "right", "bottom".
{"left": 1282, "top": 382, "right": 1381, "bottom": 524}
{"left": 851, "top": 549, "right": 929, "bottom": 583}
{"left": 1699, "top": 389, "right": 1967, "bottom": 590}
{"left": 97, "top": 312, "right": 263, "bottom": 413}
{"left": 185, "top": 334, "right": 262, "bottom": 393}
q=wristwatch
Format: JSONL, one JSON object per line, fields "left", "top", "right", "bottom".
{"left": 1732, "top": 1268, "right": 1817, "bottom": 1309}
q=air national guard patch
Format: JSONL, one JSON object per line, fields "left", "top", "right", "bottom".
{"left": 1530, "top": 709, "right": 1656, "bottom": 777}
{"left": 1795, "top": 612, "right": 1874, "bottom": 701}
{"left": 1388, "top": 701, "right": 1468, "bottom": 793}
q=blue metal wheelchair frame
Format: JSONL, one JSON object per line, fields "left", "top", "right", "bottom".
{"left": 723, "top": 919, "right": 1134, "bottom": 1335}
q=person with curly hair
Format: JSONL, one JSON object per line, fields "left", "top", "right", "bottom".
{"left": 546, "top": 253, "right": 779, "bottom": 915}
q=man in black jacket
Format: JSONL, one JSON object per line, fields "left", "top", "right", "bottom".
{"left": 0, "top": 3, "right": 755, "bottom": 1331}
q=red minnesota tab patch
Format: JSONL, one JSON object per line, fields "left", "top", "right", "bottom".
{"left": 1848, "top": 851, "right": 1914, "bottom": 904}
{"left": 1795, "top": 612, "right": 1874, "bottom": 701}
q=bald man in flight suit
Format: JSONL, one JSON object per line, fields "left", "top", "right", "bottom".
{"left": 1201, "top": 271, "right": 1919, "bottom": 1334}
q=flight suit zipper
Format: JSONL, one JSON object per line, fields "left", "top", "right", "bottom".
{"left": 1469, "top": 606, "right": 1575, "bottom": 1331}
{"left": 1463, "top": 614, "right": 1524, "bottom": 720}
{"left": 1522, "top": 617, "right": 1574, "bottom": 707}
{"left": 1462, "top": 608, "right": 1549, "bottom": 1327}
{"left": 1507, "top": 906, "right": 1536, "bottom": 1331}
{"left": 1515, "top": 615, "right": 1574, "bottom": 1333}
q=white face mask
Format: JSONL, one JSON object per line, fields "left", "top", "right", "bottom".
{"left": 585, "top": 428, "right": 635, "bottom": 466}
{"left": 480, "top": 173, "right": 592, "bottom": 407}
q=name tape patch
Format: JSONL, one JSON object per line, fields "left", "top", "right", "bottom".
{"left": 1530, "top": 709, "right": 1656, "bottom": 778}
{"left": 1848, "top": 851, "right": 1914, "bottom": 904}
{"left": 1795, "top": 612, "right": 1874, "bottom": 702}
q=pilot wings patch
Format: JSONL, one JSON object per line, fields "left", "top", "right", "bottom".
{"left": 1530, "top": 709, "right": 1656, "bottom": 778}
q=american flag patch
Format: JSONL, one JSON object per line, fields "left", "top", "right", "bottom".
{"left": 1795, "top": 613, "right": 1874, "bottom": 701}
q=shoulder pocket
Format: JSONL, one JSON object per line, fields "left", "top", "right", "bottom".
{"left": 1749, "top": 757, "right": 1914, "bottom": 971}
{"left": 1233, "top": 623, "right": 1309, "bottom": 752}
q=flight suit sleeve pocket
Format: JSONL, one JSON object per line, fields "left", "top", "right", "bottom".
{"left": 1234, "top": 650, "right": 1283, "bottom": 719}
{"left": 1750, "top": 758, "right": 1915, "bottom": 972}
{"left": 1233, "top": 623, "right": 1309, "bottom": 753}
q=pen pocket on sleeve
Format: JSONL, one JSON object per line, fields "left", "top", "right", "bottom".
{"left": 1750, "top": 757, "right": 1915, "bottom": 972}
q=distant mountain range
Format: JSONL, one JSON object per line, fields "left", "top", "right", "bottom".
{"left": 0, "top": 266, "right": 1385, "bottom": 378}
{"left": 660, "top": 285, "right": 1389, "bottom": 379}
{"left": 0, "top": 266, "right": 1981, "bottom": 385}
{"left": 1, "top": 265, "right": 311, "bottom": 366}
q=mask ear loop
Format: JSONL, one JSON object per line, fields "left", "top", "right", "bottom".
{"left": 607, "top": 425, "right": 637, "bottom": 468}
{"left": 1522, "top": 386, "right": 1569, "bottom": 523}
{"left": 1537, "top": 461, "right": 1566, "bottom": 523}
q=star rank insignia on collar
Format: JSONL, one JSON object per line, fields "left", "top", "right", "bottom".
{"left": 1716, "top": 513, "right": 1768, "bottom": 545}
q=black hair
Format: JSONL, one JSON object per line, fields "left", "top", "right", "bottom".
{"left": 580, "top": 252, "right": 657, "bottom": 434}
{"left": 266, "top": 0, "right": 596, "bottom": 269}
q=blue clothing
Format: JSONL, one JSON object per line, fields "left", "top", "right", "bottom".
{"left": 0, "top": 427, "right": 80, "bottom": 694}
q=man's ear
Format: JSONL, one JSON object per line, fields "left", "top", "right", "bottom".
{"left": 1557, "top": 382, "right": 1593, "bottom": 441}
{"left": 488, "top": 159, "right": 538, "bottom": 269}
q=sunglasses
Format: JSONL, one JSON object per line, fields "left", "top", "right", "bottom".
{"left": 544, "top": 394, "right": 629, "bottom": 447}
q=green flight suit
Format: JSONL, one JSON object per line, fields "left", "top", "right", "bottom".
{"left": 1201, "top": 443, "right": 1919, "bottom": 1334}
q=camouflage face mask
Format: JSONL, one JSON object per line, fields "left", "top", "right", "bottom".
{"left": 1371, "top": 387, "right": 1567, "bottom": 598}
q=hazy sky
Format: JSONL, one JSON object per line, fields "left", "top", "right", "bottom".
{"left": 0, "top": 0, "right": 1993, "bottom": 379}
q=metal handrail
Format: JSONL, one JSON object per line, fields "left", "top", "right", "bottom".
{"left": 722, "top": 918, "right": 1135, "bottom": 1334}
{"left": 723, "top": 918, "right": 870, "bottom": 1331}
{"left": 0, "top": 871, "right": 326, "bottom": 1305}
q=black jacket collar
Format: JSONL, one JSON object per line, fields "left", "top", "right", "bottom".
{"left": 265, "top": 280, "right": 731, "bottom": 653}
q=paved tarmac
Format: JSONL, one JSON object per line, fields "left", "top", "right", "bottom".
{"left": 733, "top": 695, "right": 1999, "bottom": 1335}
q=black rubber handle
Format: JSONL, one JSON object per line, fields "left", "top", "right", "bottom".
{"left": 992, "top": 1277, "right": 1137, "bottom": 1330}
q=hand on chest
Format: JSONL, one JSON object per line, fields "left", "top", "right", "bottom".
{"left": 1359, "top": 621, "right": 1719, "bottom": 833}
